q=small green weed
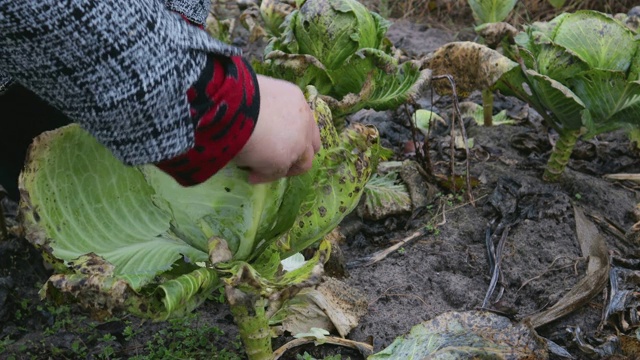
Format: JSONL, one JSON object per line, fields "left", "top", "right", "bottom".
{"left": 40, "top": 304, "right": 79, "bottom": 335}
{"left": 0, "top": 336, "right": 15, "bottom": 354}
{"left": 13, "top": 299, "right": 30, "bottom": 321}
{"left": 129, "top": 314, "right": 243, "bottom": 360}
{"left": 70, "top": 339, "right": 88, "bottom": 358}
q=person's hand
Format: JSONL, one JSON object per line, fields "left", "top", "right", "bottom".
{"left": 234, "top": 75, "right": 321, "bottom": 184}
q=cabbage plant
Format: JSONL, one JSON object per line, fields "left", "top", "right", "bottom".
{"left": 255, "top": 0, "right": 431, "bottom": 119}
{"left": 428, "top": 11, "right": 640, "bottom": 181}
{"left": 502, "top": 11, "right": 640, "bottom": 181}
{"left": 19, "top": 87, "right": 381, "bottom": 360}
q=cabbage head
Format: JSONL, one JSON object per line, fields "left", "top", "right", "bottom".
{"left": 255, "top": 0, "right": 431, "bottom": 118}
{"left": 18, "top": 87, "right": 381, "bottom": 329}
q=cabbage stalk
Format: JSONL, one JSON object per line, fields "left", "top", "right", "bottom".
{"left": 467, "top": 0, "right": 518, "bottom": 126}
{"left": 255, "top": 0, "right": 431, "bottom": 118}
{"left": 19, "top": 87, "right": 382, "bottom": 360}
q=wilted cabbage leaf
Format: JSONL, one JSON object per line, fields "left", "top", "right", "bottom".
{"left": 369, "top": 310, "right": 548, "bottom": 359}
{"left": 239, "top": 0, "right": 297, "bottom": 40}
{"left": 270, "top": 277, "right": 368, "bottom": 338}
{"left": 426, "top": 41, "right": 519, "bottom": 98}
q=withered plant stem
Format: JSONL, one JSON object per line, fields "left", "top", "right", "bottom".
{"left": 404, "top": 102, "right": 432, "bottom": 175}
{"left": 432, "top": 74, "right": 475, "bottom": 205}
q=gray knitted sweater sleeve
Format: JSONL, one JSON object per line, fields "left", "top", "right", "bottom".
{"left": 0, "top": 0, "right": 242, "bottom": 165}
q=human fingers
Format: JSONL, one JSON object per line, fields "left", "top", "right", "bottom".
{"left": 248, "top": 142, "right": 315, "bottom": 183}
{"left": 247, "top": 167, "right": 287, "bottom": 184}
{"left": 310, "top": 115, "right": 321, "bottom": 154}
{"left": 285, "top": 144, "right": 315, "bottom": 177}
{"left": 302, "top": 104, "right": 321, "bottom": 154}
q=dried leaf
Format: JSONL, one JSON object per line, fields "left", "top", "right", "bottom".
{"left": 426, "top": 41, "right": 518, "bottom": 97}
{"left": 271, "top": 277, "right": 368, "bottom": 338}
{"left": 475, "top": 22, "right": 518, "bottom": 48}
{"left": 527, "top": 205, "right": 609, "bottom": 328}
{"left": 604, "top": 173, "right": 640, "bottom": 183}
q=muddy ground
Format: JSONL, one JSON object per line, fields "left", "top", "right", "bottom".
{"left": 3, "top": 11, "right": 640, "bottom": 360}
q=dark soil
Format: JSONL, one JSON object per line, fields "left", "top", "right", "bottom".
{"left": 3, "top": 10, "right": 640, "bottom": 360}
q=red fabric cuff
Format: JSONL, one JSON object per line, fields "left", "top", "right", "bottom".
{"left": 156, "top": 55, "right": 260, "bottom": 186}
{"left": 177, "top": 13, "right": 205, "bottom": 29}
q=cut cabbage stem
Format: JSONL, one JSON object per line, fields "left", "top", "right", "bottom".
{"left": 226, "top": 285, "right": 275, "bottom": 360}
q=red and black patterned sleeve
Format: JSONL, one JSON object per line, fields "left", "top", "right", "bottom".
{"left": 156, "top": 54, "right": 260, "bottom": 186}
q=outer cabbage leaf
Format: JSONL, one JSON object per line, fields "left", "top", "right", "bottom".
{"left": 42, "top": 258, "right": 219, "bottom": 321}
{"left": 534, "top": 42, "right": 589, "bottom": 82}
{"left": 359, "top": 58, "right": 431, "bottom": 112}
{"left": 323, "top": 51, "right": 431, "bottom": 117}
{"left": 369, "top": 311, "right": 548, "bottom": 359}
{"left": 255, "top": 50, "right": 334, "bottom": 95}
{"left": 357, "top": 172, "right": 411, "bottom": 221}
{"left": 569, "top": 70, "right": 640, "bottom": 136}
{"left": 510, "top": 13, "right": 570, "bottom": 66}
{"left": 276, "top": 87, "right": 383, "bottom": 257}
{"left": 499, "top": 69, "right": 586, "bottom": 132}
{"left": 19, "top": 125, "right": 209, "bottom": 291}
{"left": 520, "top": 13, "right": 570, "bottom": 49}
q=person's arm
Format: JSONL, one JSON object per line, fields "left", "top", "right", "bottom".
{"left": 0, "top": 0, "right": 319, "bottom": 185}
{"left": 0, "top": 70, "right": 13, "bottom": 94}
{"left": 156, "top": 54, "right": 260, "bottom": 185}
{"left": 0, "top": 0, "right": 239, "bottom": 166}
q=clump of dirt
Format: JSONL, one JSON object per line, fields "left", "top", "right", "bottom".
{"left": 2, "top": 13, "right": 640, "bottom": 360}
